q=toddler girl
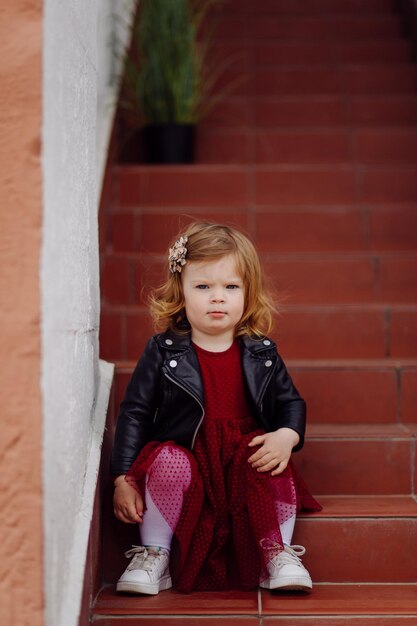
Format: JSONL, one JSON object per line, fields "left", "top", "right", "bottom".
{"left": 111, "top": 222, "right": 321, "bottom": 595}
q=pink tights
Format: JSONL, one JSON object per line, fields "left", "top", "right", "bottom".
{"left": 139, "top": 445, "right": 296, "bottom": 550}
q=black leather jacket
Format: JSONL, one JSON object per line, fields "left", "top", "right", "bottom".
{"left": 110, "top": 330, "right": 306, "bottom": 475}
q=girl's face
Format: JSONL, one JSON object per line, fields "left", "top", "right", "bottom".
{"left": 182, "top": 254, "right": 245, "bottom": 347}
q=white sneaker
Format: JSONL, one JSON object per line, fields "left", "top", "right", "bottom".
{"left": 116, "top": 545, "right": 172, "bottom": 595}
{"left": 260, "top": 544, "right": 312, "bottom": 592}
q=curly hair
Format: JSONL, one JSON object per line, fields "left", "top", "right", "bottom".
{"left": 148, "top": 222, "right": 278, "bottom": 337}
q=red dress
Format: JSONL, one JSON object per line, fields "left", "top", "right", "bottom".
{"left": 126, "top": 340, "right": 321, "bottom": 591}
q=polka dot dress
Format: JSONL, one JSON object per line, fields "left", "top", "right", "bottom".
{"left": 126, "top": 340, "right": 321, "bottom": 591}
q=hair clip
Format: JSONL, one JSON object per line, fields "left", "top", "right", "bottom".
{"left": 168, "top": 235, "right": 188, "bottom": 273}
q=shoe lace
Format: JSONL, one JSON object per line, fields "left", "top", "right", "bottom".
{"left": 260, "top": 540, "right": 306, "bottom": 569}
{"left": 124, "top": 545, "right": 162, "bottom": 572}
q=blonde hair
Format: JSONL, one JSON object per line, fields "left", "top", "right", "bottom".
{"left": 149, "top": 222, "right": 277, "bottom": 337}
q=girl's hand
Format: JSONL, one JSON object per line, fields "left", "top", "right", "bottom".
{"left": 113, "top": 475, "right": 144, "bottom": 524}
{"left": 247, "top": 428, "right": 300, "bottom": 476}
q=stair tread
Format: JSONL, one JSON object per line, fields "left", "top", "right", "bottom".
{"left": 300, "top": 495, "right": 417, "bottom": 517}
{"left": 306, "top": 423, "right": 415, "bottom": 439}
{"left": 93, "top": 583, "right": 417, "bottom": 616}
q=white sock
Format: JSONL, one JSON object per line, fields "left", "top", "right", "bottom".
{"left": 140, "top": 484, "right": 174, "bottom": 551}
{"left": 279, "top": 514, "right": 296, "bottom": 546}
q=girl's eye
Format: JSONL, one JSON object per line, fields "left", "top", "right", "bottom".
{"left": 226, "top": 284, "right": 239, "bottom": 289}
{"left": 196, "top": 284, "right": 209, "bottom": 289}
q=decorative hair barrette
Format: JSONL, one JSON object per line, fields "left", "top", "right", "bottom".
{"left": 168, "top": 235, "right": 188, "bottom": 273}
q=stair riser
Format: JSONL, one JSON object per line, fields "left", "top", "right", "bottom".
{"left": 100, "top": 308, "right": 417, "bottom": 360}
{"left": 296, "top": 438, "right": 413, "bottom": 495}
{"left": 210, "top": 16, "right": 402, "bottom": 41}
{"left": 116, "top": 167, "right": 417, "bottom": 207}
{"left": 204, "top": 97, "right": 417, "bottom": 128}
{"left": 209, "top": 41, "right": 411, "bottom": 68}
{"left": 196, "top": 129, "right": 417, "bottom": 165}
{"left": 218, "top": 0, "right": 397, "bottom": 15}
{"left": 294, "top": 518, "right": 417, "bottom": 582}
{"left": 112, "top": 367, "right": 417, "bottom": 426}
{"left": 107, "top": 207, "right": 417, "bottom": 255}
{"left": 94, "top": 615, "right": 416, "bottom": 626}
{"left": 213, "top": 68, "right": 417, "bottom": 97}
{"left": 101, "top": 253, "right": 417, "bottom": 306}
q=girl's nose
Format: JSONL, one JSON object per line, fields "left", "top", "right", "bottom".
{"left": 210, "top": 290, "right": 225, "bottom": 303}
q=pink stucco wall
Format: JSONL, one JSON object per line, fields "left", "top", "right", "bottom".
{"left": 0, "top": 1, "right": 43, "bottom": 624}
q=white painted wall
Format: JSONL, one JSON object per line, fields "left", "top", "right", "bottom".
{"left": 41, "top": 1, "right": 134, "bottom": 626}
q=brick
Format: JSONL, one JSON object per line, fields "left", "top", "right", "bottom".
{"left": 355, "top": 130, "right": 417, "bottom": 164}
{"left": 402, "top": 369, "right": 417, "bottom": 423}
{"left": 256, "top": 209, "right": 365, "bottom": 251}
{"left": 294, "top": 518, "right": 417, "bottom": 582}
{"left": 276, "top": 307, "right": 386, "bottom": 358}
{"left": 362, "top": 168, "right": 417, "bottom": 203}
{"left": 254, "top": 97, "right": 347, "bottom": 127}
{"left": 255, "top": 168, "right": 357, "bottom": 206}
{"left": 196, "top": 129, "right": 250, "bottom": 163}
{"left": 100, "top": 256, "right": 131, "bottom": 306}
{"left": 369, "top": 206, "right": 417, "bottom": 250}
{"left": 117, "top": 167, "right": 144, "bottom": 207}
{"left": 255, "top": 69, "right": 342, "bottom": 96}
{"left": 99, "top": 310, "right": 123, "bottom": 361}
{"left": 109, "top": 212, "right": 137, "bottom": 253}
{"left": 218, "top": 0, "right": 396, "bottom": 13}
{"left": 379, "top": 256, "right": 417, "bottom": 302}
{"left": 342, "top": 66, "right": 417, "bottom": 95}
{"left": 125, "top": 310, "right": 159, "bottom": 360}
{"left": 348, "top": 96, "right": 417, "bottom": 126}
{"left": 291, "top": 367, "right": 398, "bottom": 423}
{"left": 202, "top": 98, "right": 252, "bottom": 128}
{"left": 251, "top": 16, "right": 401, "bottom": 40}
{"left": 297, "top": 436, "right": 411, "bottom": 494}
{"left": 137, "top": 211, "right": 250, "bottom": 254}
{"left": 338, "top": 40, "right": 411, "bottom": 64}
{"left": 390, "top": 309, "right": 417, "bottom": 358}
{"left": 255, "top": 131, "right": 350, "bottom": 164}
{"left": 141, "top": 167, "right": 250, "bottom": 208}
{"left": 262, "top": 257, "right": 375, "bottom": 303}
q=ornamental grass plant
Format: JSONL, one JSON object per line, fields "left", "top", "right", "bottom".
{"left": 119, "top": 0, "right": 238, "bottom": 128}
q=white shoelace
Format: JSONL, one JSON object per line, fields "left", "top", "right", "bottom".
{"left": 260, "top": 540, "right": 306, "bottom": 569}
{"left": 274, "top": 545, "right": 306, "bottom": 568}
{"left": 124, "top": 545, "right": 163, "bottom": 572}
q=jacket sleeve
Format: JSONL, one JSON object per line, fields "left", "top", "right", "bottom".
{"left": 110, "top": 336, "right": 162, "bottom": 474}
{"left": 273, "top": 353, "right": 306, "bottom": 452}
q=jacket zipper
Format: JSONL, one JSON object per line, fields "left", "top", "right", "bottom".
{"left": 163, "top": 371, "right": 205, "bottom": 449}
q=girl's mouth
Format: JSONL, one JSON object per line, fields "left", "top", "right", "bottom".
{"left": 208, "top": 312, "right": 226, "bottom": 318}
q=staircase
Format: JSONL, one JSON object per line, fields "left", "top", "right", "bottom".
{"left": 94, "top": 0, "right": 417, "bottom": 623}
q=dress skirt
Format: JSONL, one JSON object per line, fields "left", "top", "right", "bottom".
{"left": 126, "top": 414, "right": 321, "bottom": 592}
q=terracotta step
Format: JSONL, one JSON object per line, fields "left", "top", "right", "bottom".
{"left": 204, "top": 96, "right": 417, "bottom": 128}
{"left": 93, "top": 583, "right": 417, "bottom": 623}
{"left": 210, "top": 40, "right": 411, "bottom": 69}
{"left": 115, "top": 165, "right": 417, "bottom": 208}
{"left": 218, "top": 0, "right": 397, "bottom": 15}
{"left": 276, "top": 303, "right": 417, "bottom": 359}
{"left": 295, "top": 496, "right": 417, "bottom": 582}
{"left": 100, "top": 303, "right": 417, "bottom": 360}
{"left": 110, "top": 359, "right": 417, "bottom": 426}
{"left": 297, "top": 423, "right": 415, "bottom": 495}
{"left": 98, "top": 485, "right": 417, "bottom": 585}
{"left": 249, "top": 66, "right": 417, "bottom": 96}
{"left": 210, "top": 15, "right": 402, "bottom": 41}
{"left": 106, "top": 204, "right": 417, "bottom": 255}
{"left": 197, "top": 128, "right": 417, "bottom": 165}
{"left": 101, "top": 251, "right": 417, "bottom": 306}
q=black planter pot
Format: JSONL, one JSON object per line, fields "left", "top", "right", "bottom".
{"left": 143, "top": 123, "right": 196, "bottom": 164}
